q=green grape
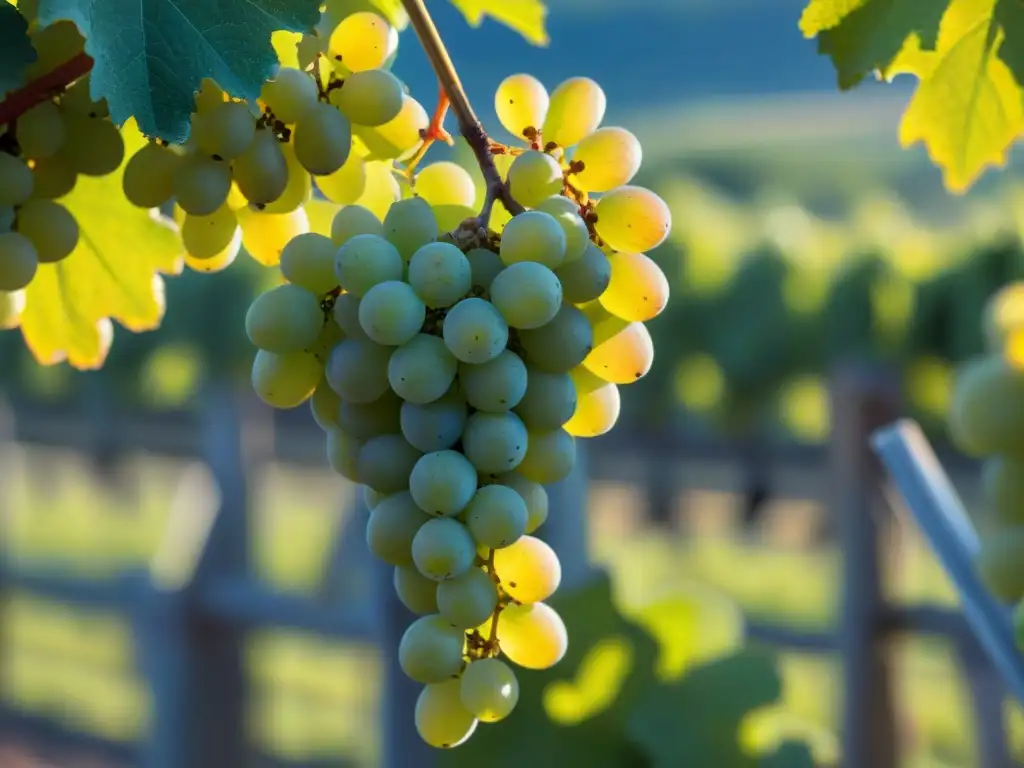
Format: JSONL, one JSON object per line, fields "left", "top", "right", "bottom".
{"left": 389, "top": 334, "right": 458, "bottom": 404}
{"left": 334, "top": 233, "right": 403, "bottom": 296}
{"left": 306, "top": 317, "right": 345, "bottom": 364}
{"left": 495, "top": 73, "right": 549, "bottom": 142}
{"left": 355, "top": 159, "right": 402, "bottom": 218}
{"left": 310, "top": 378, "right": 342, "bottom": 430}
{"left": 983, "top": 455, "right": 1024, "bottom": 526}
{"left": 251, "top": 349, "right": 323, "bottom": 409}
{"left": 58, "top": 116, "right": 124, "bottom": 177}
{"left": 331, "top": 204, "right": 382, "bottom": 246}
{"left": 260, "top": 141, "right": 312, "bottom": 213}
{"left": 27, "top": 22, "right": 86, "bottom": 82}
{"left": 395, "top": 564, "right": 441, "bottom": 615}
{"left": 245, "top": 283, "right": 324, "bottom": 353}
{"left": 239, "top": 206, "right": 310, "bottom": 266}
{"left": 518, "top": 303, "right": 594, "bottom": 373}
{"left": 415, "top": 679, "right": 478, "bottom": 748}
{"left": 279, "top": 232, "right": 339, "bottom": 294}
{"left": 261, "top": 68, "right": 320, "bottom": 124}
{"left": 359, "top": 434, "right": 422, "bottom": 494}
{"left": 0, "top": 153, "right": 34, "bottom": 206}
{"left": 565, "top": 366, "right": 620, "bottom": 437}
{"left": 460, "top": 658, "right": 519, "bottom": 723}
{"left": 593, "top": 185, "right": 671, "bottom": 253}
{"left": 556, "top": 242, "right": 611, "bottom": 303}
{"left": 535, "top": 196, "right": 589, "bottom": 263}
{"left": 192, "top": 100, "right": 256, "bottom": 160}
{"left": 517, "top": 428, "right": 575, "bottom": 484}
{"left": 497, "top": 602, "right": 567, "bottom": 670}
{"left": 358, "top": 280, "right": 426, "bottom": 346}
{"left": 490, "top": 262, "right": 563, "bottom": 329}
{"left": 0, "top": 289, "right": 25, "bottom": 329}
{"left": 437, "top": 567, "right": 498, "bottom": 630}
{"left": 465, "top": 484, "right": 528, "bottom": 549}
{"left": 383, "top": 196, "right": 439, "bottom": 259}
{"left": 332, "top": 292, "right": 367, "bottom": 339}
{"left": 337, "top": 389, "right": 402, "bottom": 440}
{"left": 59, "top": 74, "right": 108, "bottom": 118}
{"left": 442, "top": 298, "right": 508, "bottom": 364}
{"left": 401, "top": 390, "right": 469, "bottom": 453}
{"left": 977, "top": 531, "right": 1024, "bottom": 602}
{"left": 122, "top": 143, "right": 179, "bottom": 208}
{"left": 399, "top": 614, "right": 466, "bottom": 683}
{"left": 293, "top": 102, "right": 352, "bottom": 176}
{"left": 412, "top": 518, "right": 477, "bottom": 582}
{"left": 514, "top": 368, "right": 576, "bottom": 429}
{"left": 495, "top": 472, "right": 548, "bottom": 534}
{"left": 193, "top": 78, "right": 226, "bottom": 114}
{"left": 355, "top": 95, "right": 428, "bottom": 160}
{"left": 600, "top": 250, "right": 669, "bottom": 322}
{"left": 330, "top": 69, "right": 404, "bottom": 127}
{"left": 410, "top": 450, "right": 478, "bottom": 518}
{"left": 366, "top": 491, "right": 431, "bottom": 565}
{"left": 0, "top": 232, "right": 38, "bottom": 291}
{"left": 542, "top": 77, "right": 606, "bottom": 149}
{"left": 462, "top": 412, "right": 528, "bottom": 474}
{"left": 499, "top": 210, "right": 567, "bottom": 269}
{"left": 414, "top": 162, "right": 477, "bottom": 208}
{"left": 182, "top": 204, "right": 239, "bottom": 260}
{"left": 466, "top": 247, "right": 504, "bottom": 292}
{"left": 492, "top": 534, "right": 560, "bottom": 603}
{"left": 184, "top": 232, "right": 240, "bottom": 273}
{"left": 326, "top": 337, "right": 392, "bottom": 402}
{"left": 317, "top": 151, "right": 368, "bottom": 204}
{"left": 951, "top": 357, "right": 1024, "bottom": 455}
{"left": 459, "top": 350, "right": 528, "bottom": 413}
{"left": 172, "top": 154, "right": 232, "bottom": 216}
{"left": 584, "top": 320, "right": 654, "bottom": 383}
{"left": 570, "top": 126, "right": 642, "bottom": 193}
{"left": 232, "top": 129, "right": 289, "bottom": 205}
{"left": 30, "top": 157, "right": 76, "bottom": 200}
{"left": 15, "top": 199, "right": 78, "bottom": 263}
{"left": 408, "top": 242, "right": 472, "bottom": 308}
{"left": 326, "top": 428, "right": 362, "bottom": 481}
{"left": 17, "top": 101, "right": 65, "bottom": 160}
{"left": 507, "top": 152, "right": 564, "bottom": 210}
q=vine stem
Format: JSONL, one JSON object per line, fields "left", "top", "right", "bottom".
{"left": 0, "top": 52, "right": 94, "bottom": 127}
{"left": 399, "top": 0, "right": 524, "bottom": 222}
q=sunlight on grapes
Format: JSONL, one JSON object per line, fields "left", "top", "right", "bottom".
{"left": 542, "top": 635, "right": 633, "bottom": 726}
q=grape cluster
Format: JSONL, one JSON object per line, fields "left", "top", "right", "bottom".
{"left": 0, "top": 18, "right": 123, "bottom": 313}
{"left": 243, "top": 60, "right": 670, "bottom": 746}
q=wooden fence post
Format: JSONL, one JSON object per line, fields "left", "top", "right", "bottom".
{"left": 957, "top": 633, "right": 1012, "bottom": 768}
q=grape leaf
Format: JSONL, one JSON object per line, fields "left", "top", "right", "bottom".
{"left": 19, "top": 120, "right": 184, "bottom": 369}
{"left": 994, "top": 0, "right": 1024, "bottom": 90}
{"left": 36, "top": 0, "right": 322, "bottom": 141}
{"left": 0, "top": 2, "right": 37, "bottom": 96}
{"left": 447, "top": 0, "right": 549, "bottom": 45}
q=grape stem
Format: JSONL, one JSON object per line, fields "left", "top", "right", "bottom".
{"left": 0, "top": 52, "right": 94, "bottom": 127}
{"left": 399, "top": 0, "right": 525, "bottom": 224}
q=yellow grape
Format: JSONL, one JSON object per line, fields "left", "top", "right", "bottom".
{"left": 17, "top": 101, "right": 65, "bottom": 160}
{"left": 194, "top": 79, "right": 227, "bottom": 113}
{"left": 30, "top": 157, "right": 77, "bottom": 200}
{"left": 433, "top": 204, "right": 477, "bottom": 233}
{"left": 0, "top": 153, "right": 35, "bottom": 206}
{"left": 315, "top": 151, "right": 367, "bottom": 204}
{"left": 950, "top": 356, "right": 1024, "bottom": 456}
{"left": 355, "top": 95, "right": 428, "bottom": 161}
{"left": 61, "top": 74, "right": 109, "bottom": 118}
{"left": 260, "top": 141, "right": 312, "bottom": 213}
{"left": 329, "top": 69, "right": 404, "bottom": 127}
{"left": 0, "top": 232, "right": 39, "bottom": 291}
{"left": 191, "top": 100, "right": 256, "bottom": 160}
{"left": 565, "top": 366, "right": 620, "bottom": 437}
{"left": 226, "top": 182, "right": 249, "bottom": 211}
{"left": 415, "top": 679, "right": 478, "bottom": 749}
{"left": 182, "top": 205, "right": 240, "bottom": 260}
{"left": 497, "top": 602, "right": 567, "bottom": 670}
{"left": 328, "top": 12, "right": 395, "bottom": 72}
{"left": 239, "top": 206, "right": 310, "bottom": 266}
{"left": 354, "top": 160, "right": 402, "bottom": 220}
{"left": 172, "top": 154, "right": 232, "bottom": 216}
{"left": 251, "top": 349, "right": 322, "bottom": 409}
{"left": 414, "top": 162, "right": 476, "bottom": 208}
{"left": 542, "top": 77, "right": 606, "bottom": 149}
{"left": 600, "top": 251, "right": 670, "bottom": 322}
{"left": 570, "top": 127, "right": 642, "bottom": 193}
{"left": 492, "top": 535, "right": 561, "bottom": 604}
{"left": 232, "top": 129, "right": 289, "bottom": 205}
{"left": 122, "top": 143, "right": 179, "bottom": 208}
{"left": 0, "top": 290, "right": 26, "bottom": 329}
{"left": 495, "top": 73, "right": 549, "bottom": 142}
{"left": 15, "top": 199, "right": 78, "bottom": 263}
{"left": 593, "top": 185, "right": 671, "bottom": 253}
{"left": 58, "top": 116, "right": 125, "bottom": 177}
{"left": 184, "top": 232, "right": 241, "bottom": 274}
{"left": 583, "top": 319, "right": 654, "bottom": 384}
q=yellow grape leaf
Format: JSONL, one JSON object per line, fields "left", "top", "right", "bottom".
{"left": 891, "top": 0, "right": 1023, "bottom": 192}
{"left": 20, "top": 120, "right": 184, "bottom": 369}
{"left": 447, "top": 0, "right": 549, "bottom": 46}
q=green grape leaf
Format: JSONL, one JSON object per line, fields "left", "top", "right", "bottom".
{"left": 994, "top": 0, "right": 1024, "bottom": 91}
{"left": 627, "top": 650, "right": 787, "bottom": 768}
{"left": 20, "top": 120, "right": 184, "bottom": 369}
{"left": 447, "top": 0, "right": 549, "bottom": 46}
{"left": 0, "top": 3, "right": 37, "bottom": 96}
{"left": 441, "top": 570, "right": 658, "bottom": 768}
{"left": 36, "top": 0, "right": 322, "bottom": 141}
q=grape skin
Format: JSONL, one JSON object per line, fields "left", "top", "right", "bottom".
{"left": 408, "top": 242, "right": 472, "bottom": 308}
{"left": 460, "top": 658, "right": 520, "bottom": 723}
{"left": 251, "top": 349, "right": 322, "bottom": 409}
{"left": 331, "top": 69, "right": 405, "bottom": 127}
{"left": 499, "top": 210, "right": 567, "bottom": 269}
{"left": 462, "top": 411, "right": 529, "bottom": 474}
{"left": 415, "top": 162, "right": 477, "bottom": 208}
{"left": 337, "top": 390, "right": 402, "bottom": 440}
{"left": 555, "top": 242, "right": 611, "bottom": 304}
{"left": 279, "top": 232, "right": 339, "bottom": 294}
{"left": 600, "top": 251, "right": 670, "bottom": 322}
{"left": 182, "top": 205, "right": 240, "bottom": 260}
{"left": 436, "top": 567, "right": 498, "bottom": 629}
{"left": 15, "top": 199, "right": 78, "bottom": 263}
{"left": 192, "top": 100, "right": 256, "bottom": 160}
{"left": 493, "top": 535, "right": 561, "bottom": 603}
{"left": 0, "top": 154, "right": 34, "bottom": 206}
{"left": 388, "top": 334, "right": 459, "bottom": 404}
{"left": 459, "top": 350, "right": 528, "bottom": 413}
{"left": 0, "top": 232, "right": 38, "bottom": 291}
{"left": 443, "top": 298, "right": 509, "bottom": 364}
{"left": 366, "top": 491, "right": 432, "bottom": 565}
{"left": 464, "top": 484, "right": 528, "bottom": 549}
{"left": 326, "top": 337, "right": 392, "bottom": 403}
{"left": 410, "top": 450, "right": 478, "bottom": 518}
{"left": 399, "top": 614, "right": 466, "bottom": 683}
{"left": 593, "top": 185, "right": 672, "bottom": 253}
{"left": 245, "top": 283, "right": 324, "bottom": 353}
{"left": 507, "top": 152, "right": 564, "bottom": 210}
{"left": 490, "top": 262, "right": 563, "bottom": 330}
{"left": 358, "top": 280, "right": 426, "bottom": 346}
{"left": 293, "top": 102, "right": 353, "bottom": 176}
{"left": 173, "top": 154, "right": 232, "bottom": 216}
{"left": 395, "top": 564, "right": 440, "bottom": 615}
{"left": 518, "top": 303, "right": 594, "bottom": 374}
{"left": 239, "top": 206, "right": 310, "bottom": 267}
{"left": 415, "top": 679, "right": 478, "bottom": 748}
{"left": 517, "top": 428, "right": 575, "bottom": 485}
{"left": 30, "top": 157, "right": 77, "bottom": 200}
{"left": 335, "top": 233, "right": 404, "bottom": 296}
{"left": 261, "top": 68, "right": 319, "bottom": 124}
{"left": 18, "top": 101, "right": 65, "bottom": 160}
{"left": 232, "top": 129, "right": 289, "bottom": 205}
{"left": 542, "top": 77, "right": 606, "bottom": 149}
{"left": 401, "top": 392, "right": 468, "bottom": 453}
{"left": 497, "top": 602, "right": 568, "bottom": 670}
{"left": 358, "top": 434, "right": 422, "bottom": 494}
{"left": 123, "top": 143, "right": 180, "bottom": 208}
{"left": 570, "top": 127, "right": 642, "bottom": 192}
{"left": 383, "top": 197, "right": 439, "bottom": 260}
{"left": 495, "top": 73, "right": 549, "bottom": 141}
{"left": 331, "top": 205, "right": 382, "bottom": 246}
{"left": 412, "top": 517, "right": 477, "bottom": 581}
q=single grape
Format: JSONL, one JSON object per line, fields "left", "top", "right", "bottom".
{"left": 556, "top": 242, "right": 612, "bottom": 304}
{"left": 517, "top": 428, "right": 575, "bottom": 485}
{"left": 366, "top": 491, "right": 432, "bottom": 565}
{"left": 359, "top": 280, "right": 426, "bottom": 346}
{"left": 497, "top": 602, "right": 567, "bottom": 670}
{"left": 337, "top": 389, "right": 402, "bottom": 440}
{"left": 172, "top": 154, "right": 232, "bottom": 216}
{"left": 495, "top": 472, "right": 548, "bottom": 534}
{"left": 408, "top": 242, "right": 472, "bottom": 308}
{"left": 330, "top": 68, "right": 404, "bottom": 126}
{"left": 593, "top": 185, "right": 672, "bottom": 253}
{"left": 465, "top": 247, "right": 504, "bottom": 292}
{"left": 465, "top": 484, "right": 528, "bottom": 549}
{"left": 261, "top": 68, "right": 320, "bottom": 124}
{"left": 600, "top": 251, "right": 670, "bottom": 322}
{"left": 251, "top": 349, "right": 323, "bottom": 408}
{"left": 232, "top": 129, "right": 289, "bottom": 205}
{"left": 543, "top": 77, "right": 606, "bottom": 149}
{"left": 15, "top": 199, "right": 78, "bottom": 263}
{"left": 326, "top": 337, "right": 392, "bottom": 402}
{"left": 331, "top": 204, "right": 382, "bottom": 246}
{"left": 0, "top": 232, "right": 38, "bottom": 291}
{"left": 508, "top": 151, "right": 564, "bottom": 210}
{"left": 123, "top": 143, "right": 179, "bottom": 208}
{"left": 950, "top": 356, "right": 1024, "bottom": 456}
{"left": 316, "top": 151, "right": 367, "bottom": 204}
{"left": 184, "top": 233, "right": 240, "bottom": 273}
{"left": 442, "top": 298, "right": 509, "bottom": 364}
{"left": 329, "top": 11, "right": 394, "bottom": 72}
{"left": 518, "top": 303, "right": 594, "bottom": 373}
{"left": 332, "top": 292, "right": 367, "bottom": 339}
{"left": 499, "top": 210, "right": 567, "bottom": 269}
{"left": 30, "top": 156, "right": 77, "bottom": 200}
{"left": 334, "top": 234, "right": 403, "bottom": 297}
{"left": 310, "top": 379, "right": 341, "bottom": 430}
{"left": 515, "top": 368, "right": 576, "bottom": 430}
{"left": 355, "top": 95, "right": 428, "bottom": 160}
{"left": 492, "top": 535, "right": 561, "bottom": 603}
{"left": 182, "top": 205, "right": 240, "bottom": 260}
{"left": 401, "top": 390, "right": 469, "bottom": 453}
{"left": 565, "top": 366, "right": 620, "bottom": 437}
{"left": 415, "top": 679, "right": 478, "bottom": 748}
{"left": 359, "top": 434, "right": 423, "bottom": 495}
{"left": 495, "top": 73, "right": 549, "bottom": 141}
{"left": 245, "top": 283, "right": 324, "bottom": 353}
{"left": 239, "top": 206, "right": 310, "bottom": 266}
{"left": 394, "top": 564, "right": 440, "bottom": 615}
{"left": 535, "top": 196, "right": 589, "bottom": 263}
{"left": 325, "top": 426, "right": 362, "bottom": 481}
{"left": 570, "top": 127, "right": 642, "bottom": 192}
{"left": 462, "top": 412, "right": 528, "bottom": 474}
{"left": 58, "top": 116, "right": 124, "bottom": 176}
{"left": 260, "top": 141, "right": 312, "bottom": 213}
{"left": 490, "top": 262, "right": 562, "bottom": 329}
{"left": 293, "top": 102, "right": 352, "bottom": 176}
{"left": 399, "top": 614, "right": 466, "bottom": 683}
{"left": 410, "top": 450, "right": 478, "bottom": 518}
{"left": 412, "top": 518, "right": 477, "bottom": 581}
{"left": 279, "top": 232, "right": 339, "bottom": 294}
{"left": 389, "top": 334, "right": 459, "bottom": 404}
{"left": 414, "top": 162, "right": 477, "bottom": 208}
{"left": 0, "top": 154, "right": 34, "bottom": 206}
{"left": 458, "top": 350, "right": 528, "bottom": 412}
{"left": 192, "top": 100, "right": 256, "bottom": 160}
{"left": 583, "top": 320, "right": 654, "bottom": 383}
{"left": 436, "top": 566, "right": 498, "bottom": 630}
{"left": 383, "top": 196, "right": 439, "bottom": 259}
{"left": 460, "top": 658, "right": 519, "bottom": 723}
{"left": 17, "top": 101, "right": 65, "bottom": 159}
